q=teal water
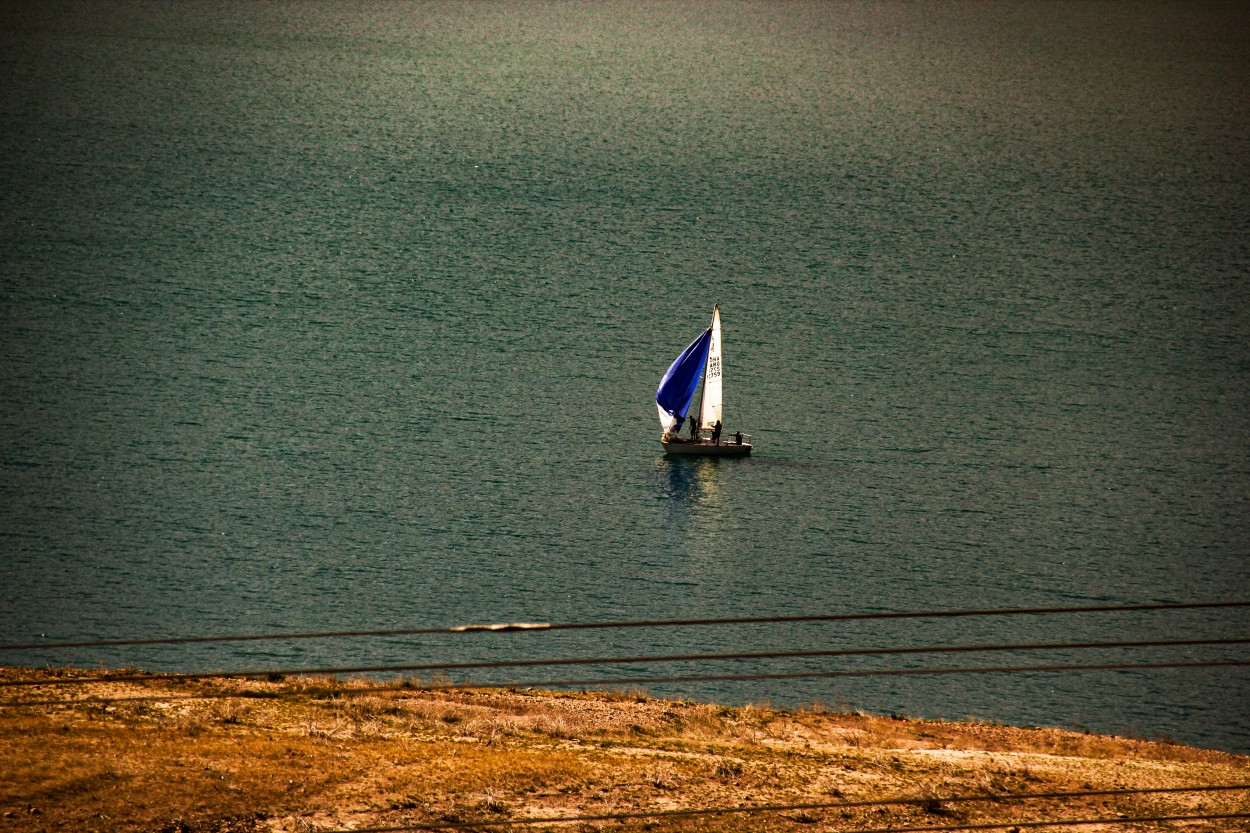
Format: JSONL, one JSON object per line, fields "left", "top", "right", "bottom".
{"left": 2, "top": 1, "right": 1248, "bottom": 752}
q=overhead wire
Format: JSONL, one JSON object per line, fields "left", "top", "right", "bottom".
{"left": 345, "top": 812, "right": 1250, "bottom": 833}
{"left": 5, "top": 658, "right": 1248, "bottom": 708}
{"left": 834, "top": 814, "right": 1250, "bottom": 833}
{"left": 1, "top": 635, "right": 1245, "bottom": 690}
{"left": 1, "top": 599, "right": 1245, "bottom": 652}
{"left": 304, "top": 784, "right": 1250, "bottom": 832}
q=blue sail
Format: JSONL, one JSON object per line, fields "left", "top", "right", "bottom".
{"left": 655, "top": 326, "right": 712, "bottom": 432}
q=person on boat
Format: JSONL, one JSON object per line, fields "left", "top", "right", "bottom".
{"left": 733, "top": 430, "right": 743, "bottom": 445}
{"left": 711, "top": 420, "right": 722, "bottom": 445}
{"left": 689, "top": 417, "right": 700, "bottom": 441}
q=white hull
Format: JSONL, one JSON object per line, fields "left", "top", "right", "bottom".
{"left": 661, "top": 439, "right": 752, "bottom": 457}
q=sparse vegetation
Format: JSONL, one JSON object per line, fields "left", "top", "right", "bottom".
{"left": 1, "top": 665, "right": 1247, "bottom": 832}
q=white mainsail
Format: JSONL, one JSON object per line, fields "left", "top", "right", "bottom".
{"left": 698, "top": 305, "right": 723, "bottom": 430}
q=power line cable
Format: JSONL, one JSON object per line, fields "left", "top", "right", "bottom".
{"left": 349, "top": 812, "right": 1250, "bottom": 833}
{"left": 1, "top": 599, "right": 1245, "bottom": 652}
{"left": 2, "top": 635, "right": 1245, "bottom": 689}
{"left": 307, "top": 784, "right": 1250, "bottom": 832}
{"left": 5, "top": 658, "right": 1248, "bottom": 708}
{"left": 836, "top": 815, "right": 1250, "bottom": 833}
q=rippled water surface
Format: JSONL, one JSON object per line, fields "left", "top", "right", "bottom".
{"left": 2, "top": 1, "right": 1248, "bottom": 751}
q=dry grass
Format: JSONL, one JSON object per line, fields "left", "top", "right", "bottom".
{"left": 1, "top": 666, "right": 1247, "bottom": 832}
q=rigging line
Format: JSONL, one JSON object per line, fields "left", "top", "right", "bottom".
{"left": 307, "top": 785, "right": 1250, "bottom": 832}
{"left": 5, "top": 659, "right": 1248, "bottom": 707}
{"left": 3, "top": 635, "right": 1247, "bottom": 689}
{"left": 1, "top": 599, "right": 1246, "bottom": 652}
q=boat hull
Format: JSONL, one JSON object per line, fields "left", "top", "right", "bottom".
{"left": 662, "top": 440, "right": 752, "bottom": 457}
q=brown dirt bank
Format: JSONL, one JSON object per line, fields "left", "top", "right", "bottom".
{"left": 1, "top": 666, "right": 1247, "bottom": 832}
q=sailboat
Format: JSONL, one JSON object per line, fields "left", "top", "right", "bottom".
{"left": 655, "top": 304, "right": 752, "bottom": 457}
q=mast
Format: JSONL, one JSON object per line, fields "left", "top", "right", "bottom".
{"left": 698, "top": 305, "right": 722, "bottom": 430}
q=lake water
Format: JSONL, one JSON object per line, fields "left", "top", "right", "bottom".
{"left": 2, "top": 1, "right": 1248, "bottom": 753}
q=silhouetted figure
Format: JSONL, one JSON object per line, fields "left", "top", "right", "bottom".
{"left": 711, "top": 420, "right": 722, "bottom": 445}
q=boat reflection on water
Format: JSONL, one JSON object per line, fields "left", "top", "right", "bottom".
{"left": 652, "top": 455, "right": 736, "bottom": 573}
{"left": 654, "top": 455, "right": 725, "bottom": 509}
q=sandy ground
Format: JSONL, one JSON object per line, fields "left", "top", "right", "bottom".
{"left": 1, "top": 666, "right": 1248, "bottom": 832}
